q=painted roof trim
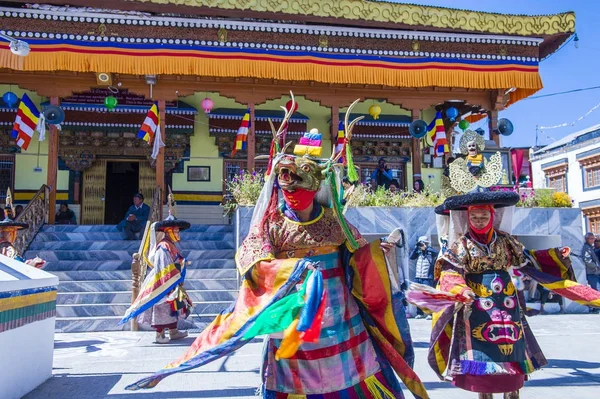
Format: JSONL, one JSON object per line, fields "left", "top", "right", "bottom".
{"left": 131, "top": 0, "right": 575, "bottom": 37}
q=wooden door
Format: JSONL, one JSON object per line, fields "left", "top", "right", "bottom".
{"left": 81, "top": 159, "right": 107, "bottom": 225}
{"left": 138, "top": 161, "right": 155, "bottom": 203}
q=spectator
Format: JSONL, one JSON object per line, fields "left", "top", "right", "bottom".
{"left": 14, "top": 205, "right": 23, "bottom": 219}
{"left": 3, "top": 205, "right": 13, "bottom": 221}
{"left": 117, "top": 193, "right": 150, "bottom": 240}
{"left": 389, "top": 179, "right": 400, "bottom": 194}
{"left": 594, "top": 236, "right": 600, "bottom": 260}
{"left": 582, "top": 232, "right": 600, "bottom": 314}
{"left": 413, "top": 179, "right": 425, "bottom": 194}
{"left": 410, "top": 235, "right": 438, "bottom": 319}
{"left": 55, "top": 203, "right": 77, "bottom": 225}
{"left": 536, "top": 284, "right": 565, "bottom": 315}
{"left": 370, "top": 157, "right": 393, "bottom": 190}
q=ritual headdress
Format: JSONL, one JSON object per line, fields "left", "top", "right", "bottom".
{"left": 438, "top": 135, "right": 517, "bottom": 246}
{"left": 250, "top": 92, "right": 363, "bottom": 250}
{"left": 0, "top": 188, "right": 28, "bottom": 230}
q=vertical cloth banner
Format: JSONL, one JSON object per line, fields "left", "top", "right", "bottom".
{"left": 427, "top": 111, "right": 448, "bottom": 157}
{"left": 511, "top": 149, "right": 525, "bottom": 183}
{"left": 12, "top": 93, "right": 41, "bottom": 150}
{"left": 231, "top": 108, "right": 250, "bottom": 157}
{"left": 138, "top": 103, "right": 160, "bottom": 144}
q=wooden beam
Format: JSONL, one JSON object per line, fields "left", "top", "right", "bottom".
{"left": 247, "top": 103, "right": 256, "bottom": 171}
{"left": 46, "top": 96, "right": 59, "bottom": 224}
{"left": 410, "top": 109, "right": 422, "bottom": 184}
{"left": 156, "top": 99, "right": 166, "bottom": 219}
{"left": 488, "top": 110, "right": 500, "bottom": 147}
{"left": 330, "top": 105, "right": 340, "bottom": 151}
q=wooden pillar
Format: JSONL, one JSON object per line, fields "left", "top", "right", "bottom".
{"left": 330, "top": 105, "right": 339, "bottom": 156}
{"left": 156, "top": 99, "right": 166, "bottom": 220}
{"left": 410, "top": 109, "right": 422, "bottom": 183}
{"left": 488, "top": 110, "right": 500, "bottom": 147}
{"left": 247, "top": 103, "right": 256, "bottom": 171}
{"left": 46, "top": 96, "right": 59, "bottom": 224}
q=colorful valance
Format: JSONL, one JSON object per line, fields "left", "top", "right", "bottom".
{"left": 0, "top": 40, "right": 542, "bottom": 103}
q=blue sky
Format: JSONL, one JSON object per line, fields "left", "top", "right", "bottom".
{"left": 380, "top": 0, "right": 599, "bottom": 148}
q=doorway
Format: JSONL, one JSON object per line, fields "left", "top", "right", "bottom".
{"left": 104, "top": 162, "right": 140, "bottom": 225}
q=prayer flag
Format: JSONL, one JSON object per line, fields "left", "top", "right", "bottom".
{"left": 12, "top": 93, "right": 41, "bottom": 151}
{"left": 231, "top": 109, "right": 250, "bottom": 157}
{"left": 138, "top": 103, "right": 160, "bottom": 144}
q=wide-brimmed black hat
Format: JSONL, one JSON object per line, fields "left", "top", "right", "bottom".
{"left": 0, "top": 220, "right": 29, "bottom": 230}
{"left": 443, "top": 191, "right": 519, "bottom": 211}
{"left": 155, "top": 219, "right": 190, "bottom": 232}
{"left": 434, "top": 203, "right": 449, "bottom": 215}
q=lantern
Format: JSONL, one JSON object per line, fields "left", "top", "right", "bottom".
{"left": 368, "top": 104, "right": 381, "bottom": 120}
{"left": 458, "top": 119, "right": 470, "bottom": 130}
{"left": 2, "top": 92, "right": 18, "bottom": 108}
{"left": 445, "top": 107, "right": 459, "bottom": 122}
{"left": 201, "top": 97, "right": 214, "bottom": 114}
{"left": 285, "top": 99, "right": 298, "bottom": 113}
{"left": 104, "top": 95, "right": 118, "bottom": 110}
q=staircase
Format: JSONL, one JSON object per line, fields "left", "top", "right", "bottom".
{"left": 25, "top": 224, "right": 237, "bottom": 333}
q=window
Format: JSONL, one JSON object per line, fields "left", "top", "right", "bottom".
{"left": 585, "top": 166, "right": 600, "bottom": 188}
{"left": 590, "top": 217, "right": 600, "bottom": 235}
{"left": 548, "top": 175, "right": 566, "bottom": 192}
{"left": 0, "top": 155, "right": 15, "bottom": 203}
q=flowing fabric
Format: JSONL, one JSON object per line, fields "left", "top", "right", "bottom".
{"left": 120, "top": 243, "right": 185, "bottom": 325}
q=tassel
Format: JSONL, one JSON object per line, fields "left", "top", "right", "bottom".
{"left": 327, "top": 168, "right": 359, "bottom": 250}
{"left": 364, "top": 375, "right": 396, "bottom": 399}
{"left": 345, "top": 141, "right": 359, "bottom": 183}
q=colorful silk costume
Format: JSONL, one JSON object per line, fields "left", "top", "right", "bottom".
{"left": 126, "top": 95, "right": 427, "bottom": 398}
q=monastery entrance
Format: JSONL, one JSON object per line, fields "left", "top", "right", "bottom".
{"left": 81, "top": 159, "right": 155, "bottom": 225}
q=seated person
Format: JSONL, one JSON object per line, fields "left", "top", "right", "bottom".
{"left": 117, "top": 193, "right": 150, "bottom": 240}
{"left": 3, "top": 205, "right": 14, "bottom": 221}
{"left": 55, "top": 203, "right": 77, "bottom": 225}
{"left": 14, "top": 204, "right": 23, "bottom": 219}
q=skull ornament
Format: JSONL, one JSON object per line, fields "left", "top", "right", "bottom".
{"left": 467, "top": 140, "right": 478, "bottom": 157}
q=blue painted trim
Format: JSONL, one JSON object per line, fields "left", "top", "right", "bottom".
{"left": 579, "top": 198, "right": 600, "bottom": 209}
{"left": 0, "top": 262, "right": 30, "bottom": 280}
{"left": 0, "top": 286, "right": 57, "bottom": 298}
{"left": 541, "top": 158, "right": 568, "bottom": 170}
{"left": 582, "top": 166, "right": 600, "bottom": 192}
{"left": 576, "top": 146, "right": 600, "bottom": 160}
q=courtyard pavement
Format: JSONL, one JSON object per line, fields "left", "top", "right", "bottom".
{"left": 25, "top": 314, "right": 600, "bottom": 399}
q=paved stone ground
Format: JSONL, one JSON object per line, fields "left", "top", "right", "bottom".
{"left": 25, "top": 314, "right": 600, "bottom": 399}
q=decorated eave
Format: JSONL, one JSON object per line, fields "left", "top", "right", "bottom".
{"left": 47, "top": 0, "right": 574, "bottom": 57}
{"left": 208, "top": 108, "right": 308, "bottom": 137}
{"left": 0, "top": 5, "right": 574, "bottom": 104}
{"left": 335, "top": 113, "right": 411, "bottom": 141}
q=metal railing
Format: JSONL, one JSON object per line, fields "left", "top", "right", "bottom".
{"left": 14, "top": 185, "right": 50, "bottom": 255}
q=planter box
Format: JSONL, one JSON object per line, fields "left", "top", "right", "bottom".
{"left": 0, "top": 255, "right": 59, "bottom": 399}
{"left": 234, "top": 206, "right": 588, "bottom": 313}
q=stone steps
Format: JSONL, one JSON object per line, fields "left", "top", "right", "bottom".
{"left": 56, "top": 301, "right": 232, "bottom": 317}
{"left": 57, "top": 278, "right": 239, "bottom": 292}
{"left": 29, "top": 223, "right": 238, "bottom": 332}
{"left": 25, "top": 249, "right": 236, "bottom": 261}
{"left": 57, "top": 289, "right": 239, "bottom": 305}
{"left": 40, "top": 259, "right": 236, "bottom": 271}
{"left": 28, "top": 239, "right": 235, "bottom": 250}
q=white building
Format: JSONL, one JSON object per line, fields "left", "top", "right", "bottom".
{"left": 530, "top": 123, "right": 600, "bottom": 235}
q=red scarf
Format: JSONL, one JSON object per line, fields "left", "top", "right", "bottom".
{"left": 468, "top": 205, "right": 495, "bottom": 244}
{"left": 281, "top": 188, "right": 317, "bottom": 211}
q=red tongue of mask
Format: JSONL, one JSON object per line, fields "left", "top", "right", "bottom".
{"left": 282, "top": 187, "right": 317, "bottom": 211}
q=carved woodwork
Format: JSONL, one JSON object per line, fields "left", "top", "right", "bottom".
{"left": 14, "top": 185, "right": 49, "bottom": 255}
{"left": 81, "top": 159, "right": 107, "bottom": 225}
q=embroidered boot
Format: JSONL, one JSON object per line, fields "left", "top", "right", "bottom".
{"left": 478, "top": 394, "right": 493, "bottom": 399}
{"left": 155, "top": 330, "right": 170, "bottom": 344}
{"left": 504, "top": 391, "right": 519, "bottom": 399}
{"left": 169, "top": 328, "right": 188, "bottom": 340}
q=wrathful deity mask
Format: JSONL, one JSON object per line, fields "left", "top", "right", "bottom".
{"left": 468, "top": 272, "right": 525, "bottom": 359}
{"left": 275, "top": 154, "right": 327, "bottom": 210}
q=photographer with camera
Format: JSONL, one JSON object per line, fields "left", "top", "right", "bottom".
{"left": 410, "top": 235, "right": 438, "bottom": 319}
